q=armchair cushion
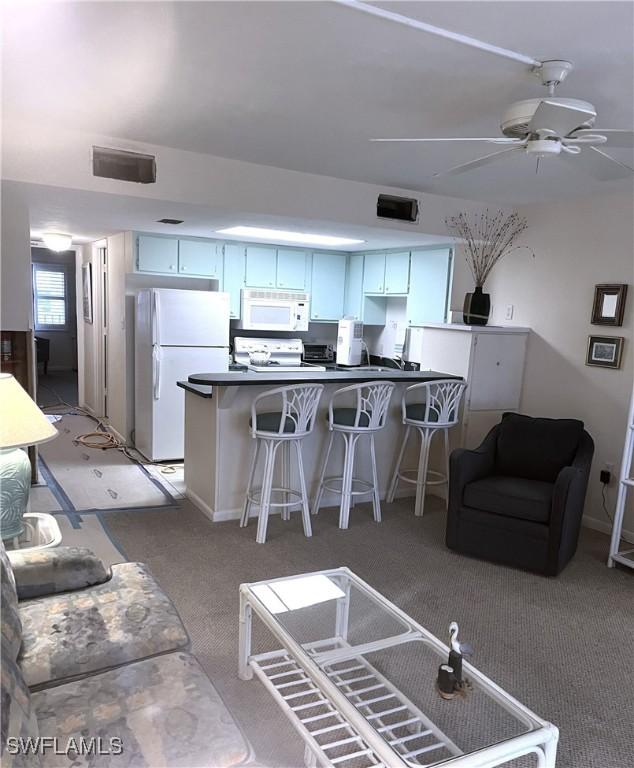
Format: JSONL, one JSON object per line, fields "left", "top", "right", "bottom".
{"left": 18, "top": 562, "right": 189, "bottom": 688}
{"left": 1, "top": 654, "right": 41, "bottom": 767}
{"left": 496, "top": 413, "right": 584, "bottom": 482}
{"left": 463, "top": 476, "right": 553, "bottom": 524}
{"left": 1, "top": 545, "right": 22, "bottom": 662}
{"left": 7, "top": 546, "right": 109, "bottom": 600}
{"left": 33, "top": 652, "right": 250, "bottom": 768}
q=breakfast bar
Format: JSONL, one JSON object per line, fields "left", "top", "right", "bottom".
{"left": 178, "top": 368, "right": 462, "bottom": 522}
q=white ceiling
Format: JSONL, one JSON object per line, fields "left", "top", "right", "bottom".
{"left": 2, "top": 1, "right": 634, "bottom": 205}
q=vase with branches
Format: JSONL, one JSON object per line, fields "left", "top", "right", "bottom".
{"left": 445, "top": 210, "right": 532, "bottom": 325}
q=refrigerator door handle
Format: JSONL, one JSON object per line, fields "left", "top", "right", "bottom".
{"left": 152, "top": 290, "right": 161, "bottom": 346}
{"left": 152, "top": 345, "right": 162, "bottom": 400}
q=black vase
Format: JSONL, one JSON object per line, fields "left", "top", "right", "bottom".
{"left": 463, "top": 286, "right": 490, "bottom": 326}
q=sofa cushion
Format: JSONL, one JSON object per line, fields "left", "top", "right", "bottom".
{"left": 18, "top": 562, "right": 189, "bottom": 688}
{"left": 496, "top": 413, "right": 583, "bottom": 482}
{"left": 33, "top": 652, "right": 250, "bottom": 768}
{"left": 1, "top": 653, "right": 41, "bottom": 767}
{"left": 1, "top": 545, "right": 22, "bottom": 662}
{"left": 463, "top": 475, "right": 554, "bottom": 524}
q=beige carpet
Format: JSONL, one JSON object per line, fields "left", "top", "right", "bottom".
{"left": 105, "top": 498, "right": 633, "bottom": 768}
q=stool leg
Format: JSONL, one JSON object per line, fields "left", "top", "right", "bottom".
{"left": 339, "top": 433, "right": 359, "bottom": 530}
{"left": 281, "top": 441, "right": 291, "bottom": 521}
{"left": 414, "top": 428, "right": 433, "bottom": 517}
{"left": 294, "top": 440, "right": 312, "bottom": 538}
{"left": 241, "top": 439, "right": 260, "bottom": 528}
{"left": 370, "top": 433, "right": 381, "bottom": 523}
{"left": 443, "top": 427, "right": 450, "bottom": 506}
{"left": 256, "top": 440, "right": 278, "bottom": 544}
{"left": 387, "top": 425, "right": 411, "bottom": 503}
{"left": 312, "top": 431, "right": 334, "bottom": 515}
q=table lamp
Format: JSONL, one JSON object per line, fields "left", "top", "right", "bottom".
{"left": 0, "top": 373, "right": 58, "bottom": 539}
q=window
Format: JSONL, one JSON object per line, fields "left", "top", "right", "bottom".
{"left": 33, "top": 263, "right": 68, "bottom": 330}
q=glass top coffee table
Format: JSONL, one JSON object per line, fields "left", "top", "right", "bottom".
{"left": 239, "top": 568, "right": 558, "bottom": 768}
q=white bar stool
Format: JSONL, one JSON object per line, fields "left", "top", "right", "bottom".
{"left": 387, "top": 379, "right": 466, "bottom": 517}
{"left": 240, "top": 384, "right": 324, "bottom": 544}
{"left": 313, "top": 381, "right": 395, "bottom": 529}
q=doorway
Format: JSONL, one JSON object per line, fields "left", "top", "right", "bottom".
{"left": 31, "top": 246, "right": 78, "bottom": 408}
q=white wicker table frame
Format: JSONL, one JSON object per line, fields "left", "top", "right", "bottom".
{"left": 239, "top": 568, "right": 558, "bottom": 768}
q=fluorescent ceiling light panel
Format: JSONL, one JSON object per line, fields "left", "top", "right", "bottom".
{"left": 216, "top": 226, "right": 364, "bottom": 247}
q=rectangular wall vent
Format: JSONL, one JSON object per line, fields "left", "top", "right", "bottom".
{"left": 377, "top": 194, "right": 419, "bottom": 223}
{"left": 92, "top": 146, "right": 156, "bottom": 184}
{"left": 157, "top": 218, "right": 183, "bottom": 225}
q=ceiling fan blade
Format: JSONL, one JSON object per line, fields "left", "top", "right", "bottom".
{"left": 569, "top": 129, "right": 634, "bottom": 148}
{"left": 528, "top": 99, "right": 596, "bottom": 138}
{"left": 370, "top": 137, "right": 522, "bottom": 144}
{"left": 433, "top": 147, "right": 522, "bottom": 178}
{"left": 564, "top": 146, "right": 634, "bottom": 181}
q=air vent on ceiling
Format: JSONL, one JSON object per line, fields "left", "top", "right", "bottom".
{"left": 377, "top": 194, "right": 419, "bottom": 223}
{"left": 92, "top": 146, "right": 156, "bottom": 184}
{"left": 157, "top": 218, "right": 183, "bottom": 225}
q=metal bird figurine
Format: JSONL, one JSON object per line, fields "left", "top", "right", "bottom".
{"left": 436, "top": 621, "right": 474, "bottom": 700}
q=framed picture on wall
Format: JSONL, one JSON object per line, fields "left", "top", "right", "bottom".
{"left": 586, "top": 335, "right": 624, "bottom": 369}
{"left": 591, "top": 284, "right": 627, "bottom": 326}
{"left": 82, "top": 262, "right": 93, "bottom": 324}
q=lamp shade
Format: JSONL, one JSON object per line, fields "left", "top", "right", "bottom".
{"left": 0, "top": 374, "right": 58, "bottom": 450}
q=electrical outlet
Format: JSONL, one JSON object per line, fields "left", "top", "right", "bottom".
{"left": 600, "top": 469, "right": 611, "bottom": 485}
{"left": 505, "top": 304, "right": 514, "bottom": 320}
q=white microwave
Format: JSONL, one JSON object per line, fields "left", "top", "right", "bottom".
{"left": 237, "top": 289, "right": 310, "bottom": 332}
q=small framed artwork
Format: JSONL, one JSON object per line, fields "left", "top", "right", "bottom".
{"left": 586, "top": 335, "right": 624, "bottom": 369}
{"left": 82, "top": 262, "right": 93, "bottom": 324}
{"left": 591, "top": 284, "right": 627, "bottom": 326}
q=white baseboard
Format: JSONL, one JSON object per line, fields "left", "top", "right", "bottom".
{"left": 185, "top": 489, "right": 216, "bottom": 521}
{"left": 583, "top": 514, "right": 634, "bottom": 544}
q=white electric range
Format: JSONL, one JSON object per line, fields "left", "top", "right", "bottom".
{"left": 233, "top": 337, "right": 327, "bottom": 372}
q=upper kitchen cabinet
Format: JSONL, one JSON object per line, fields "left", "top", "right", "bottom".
{"left": 276, "top": 249, "right": 307, "bottom": 290}
{"left": 223, "top": 243, "right": 246, "bottom": 319}
{"left": 245, "top": 246, "right": 277, "bottom": 288}
{"left": 384, "top": 251, "right": 410, "bottom": 294}
{"left": 137, "top": 235, "right": 179, "bottom": 274}
{"left": 406, "top": 248, "right": 452, "bottom": 326}
{"left": 310, "top": 252, "right": 346, "bottom": 321}
{"left": 344, "top": 252, "right": 364, "bottom": 320}
{"left": 363, "top": 252, "right": 386, "bottom": 294}
{"left": 178, "top": 239, "right": 223, "bottom": 279}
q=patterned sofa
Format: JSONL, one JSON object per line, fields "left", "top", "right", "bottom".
{"left": 1, "top": 543, "right": 255, "bottom": 767}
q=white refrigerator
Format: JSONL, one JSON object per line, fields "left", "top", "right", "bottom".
{"left": 135, "top": 288, "right": 230, "bottom": 461}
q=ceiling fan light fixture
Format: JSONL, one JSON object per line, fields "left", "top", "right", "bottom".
{"left": 526, "top": 139, "right": 562, "bottom": 158}
{"left": 41, "top": 232, "right": 73, "bottom": 252}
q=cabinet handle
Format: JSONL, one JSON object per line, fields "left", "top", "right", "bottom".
{"left": 169, "top": 265, "right": 175, "bottom": 270}
{"left": 279, "top": 282, "right": 284, "bottom": 286}
{"left": 379, "top": 284, "right": 383, "bottom": 291}
{"left": 385, "top": 285, "right": 389, "bottom": 292}
{"left": 182, "top": 266, "right": 187, "bottom": 271}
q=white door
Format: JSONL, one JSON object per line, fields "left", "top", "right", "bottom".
{"left": 151, "top": 346, "right": 228, "bottom": 461}
{"left": 153, "top": 289, "right": 229, "bottom": 347}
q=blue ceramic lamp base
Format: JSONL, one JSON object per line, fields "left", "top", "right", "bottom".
{"left": 0, "top": 447, "right": 31, "bottom": 540}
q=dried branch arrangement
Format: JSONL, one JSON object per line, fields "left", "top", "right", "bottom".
{"left": 445, "top": 210, "right": 532, "bottom": 288}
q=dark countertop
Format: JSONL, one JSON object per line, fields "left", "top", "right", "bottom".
{"left": 178, "top": 368, "right": 462, "bottom": 396}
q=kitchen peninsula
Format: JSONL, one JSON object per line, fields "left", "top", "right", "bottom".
{"left": 178, "top": 368, "right": 462, "bottom": 522}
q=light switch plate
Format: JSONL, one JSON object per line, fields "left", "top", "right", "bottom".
{"left": 505, "top": 304, "right": 514, "bottom": 320}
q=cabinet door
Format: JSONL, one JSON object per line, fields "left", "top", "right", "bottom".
{"left": 245, "top": 246, "right": 276, "bottom": 287}
{"left": 363, "top": 252, "right": 386, "bottom": 294}
{"left": 311, "top": 252, "right": 346, "bottom": 321}
{"left": 385, "top": 251, "right": 410, "bottom": 294}
{"left": 406, "top": 249, "right": 451, "bottom": 325}
{"left": 469, "top": 333, "right": 528, "bottom": 411}
{"left": 344, "top": 252, "right": 364, "bottom": 320}
{"left": 223, "top": 244, "right": 246, "bottom": 319}
{"left": 276, "top": 249, "right": 306, "bottom": 290}
{"left": 137, "top": 236, "right": 178, "bottom": 274}
{"left": 178, "top": 240, "right": 222, "bottom": 278}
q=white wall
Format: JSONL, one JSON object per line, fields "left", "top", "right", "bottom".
{"left": 1, "top": 183, "right": 31, "bottom": 331}
{"left": 77, "top": 242, "right": 105, "bottom": 415}
{"left": 486, "top": 193, "right": 634, "bottom": 537}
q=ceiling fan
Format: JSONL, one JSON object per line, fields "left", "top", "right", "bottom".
{"left": 372, "top": 60, "right": 634, "bottom": 180}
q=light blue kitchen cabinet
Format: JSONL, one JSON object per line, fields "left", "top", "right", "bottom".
{"left": 384, "top": 251, "right": 410, "bottom": 294}
{"left": 344, "top": 252, "right": 364, "bottom": 320}
{"left": 407, "top": 248, "right": 452, "bottom": 326}
{"left": 276, "top": 249, "right": 307, "bottom": 290}
{"left": 137, "top": 235, "right": 179, "bottom": 274}
{"left": 363, "top": 252, "right": 386, "bottom": 294}
{"left": 223, "top": 243, "right": 246, "bottom": 319}
{"left": 178, "top": 239, "right": 222, "bottom": 279}
{"left": 245, "top": 246, "right": 276, "bottom": 288}
{"left": 310, "top": 252, "right": 346, "bottom": 321}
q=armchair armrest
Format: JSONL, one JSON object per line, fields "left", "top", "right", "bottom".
{"left": 449, "top": 425, "right": 498, "bottom": 493}
{"left": 7, "top": 546, "right": 110, "bottom": 600}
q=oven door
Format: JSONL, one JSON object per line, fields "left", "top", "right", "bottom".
{"left": 241, "top": 299, "right": 297, "bottom": 331}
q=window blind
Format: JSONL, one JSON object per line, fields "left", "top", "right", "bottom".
{"left": 33, "top": 264, "right": 67, "bottom": 329}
